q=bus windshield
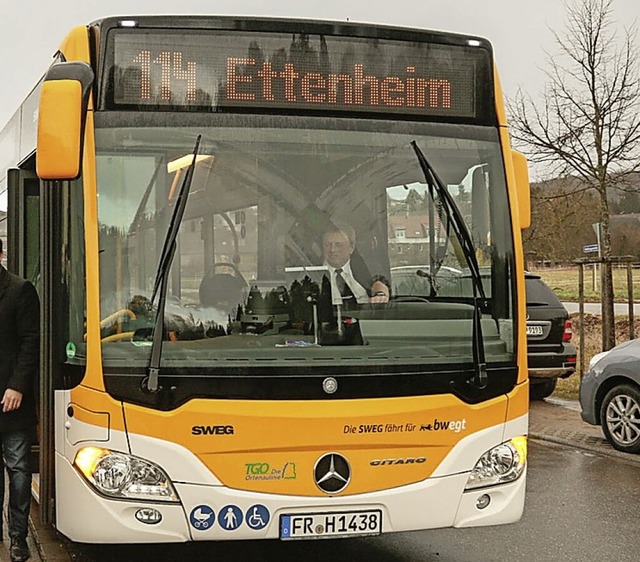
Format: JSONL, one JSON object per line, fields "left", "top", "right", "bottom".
{"left": 94, "top": 115, "right": 515, "bottom": 372}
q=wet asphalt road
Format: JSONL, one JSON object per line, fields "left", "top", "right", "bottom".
{"left": 63, "top": 439, "right": 639, "bottom": 562}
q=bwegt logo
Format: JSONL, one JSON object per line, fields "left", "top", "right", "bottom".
{"left": 420, "top": 418, "right": 467, "bottom": 433}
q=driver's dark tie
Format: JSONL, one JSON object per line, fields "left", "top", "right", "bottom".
{"left": 335, "top": 268, "right": 355, "bottom": 302}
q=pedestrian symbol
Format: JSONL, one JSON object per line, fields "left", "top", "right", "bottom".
{"left": 218, "top": 505, "right": 243, "bottom": 531}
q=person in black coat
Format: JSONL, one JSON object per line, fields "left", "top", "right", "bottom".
{"left": 0, "top": 238, "right": 39, "bottom": 562}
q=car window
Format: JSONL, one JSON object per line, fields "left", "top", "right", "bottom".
{"left": 525, "top": 276, "right": 563, "bottom": 307}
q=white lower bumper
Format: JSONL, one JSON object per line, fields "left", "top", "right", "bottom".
{"left": 55, "top": 452, "right": 525, "bottom": 543}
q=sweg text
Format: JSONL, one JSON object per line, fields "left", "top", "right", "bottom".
{"left": 343, "top": 423, "right": 416, "bottom": 434}
{"left": 191, "top": 425, "right": 235, "bottom": 435}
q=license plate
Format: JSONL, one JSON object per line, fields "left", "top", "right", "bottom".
{"left": 526, "top": 325, "right": 544, "bottom": 336}
{"left": 280, "top": 509, "right": 382, "bottom": 540}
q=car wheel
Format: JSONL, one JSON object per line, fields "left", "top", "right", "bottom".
{"left": 529, "top": 378, "right": 556, "bottom": 401}
{"left": 600, "top": 384, "right": 640, "bottom": 454}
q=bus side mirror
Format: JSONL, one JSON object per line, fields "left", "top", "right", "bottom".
{"left": 511, "top": 150, "right": 530, "bottom": 230}
{"left": 36, "top": 61, "right": 94, "bottom": 180}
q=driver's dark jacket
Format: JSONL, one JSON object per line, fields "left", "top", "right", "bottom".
{"left": 317, "top": 255, "right": 373, "bottom": 322}
{"left": 0, "top": 265, "right": 39, "bottom": 432}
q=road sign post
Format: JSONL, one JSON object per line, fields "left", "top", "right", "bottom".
{"left": 583, "top": 244, "right": 599, "bottom": 291}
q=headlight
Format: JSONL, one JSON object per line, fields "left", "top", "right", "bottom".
{"left": 464, "top": 436, "right": 527, "bottom": 490}
{"left": 74, "top": 447, "right": 179, "bottom": 502}
{"left": 588, "top": 350, "right": 609, "bottom": 372}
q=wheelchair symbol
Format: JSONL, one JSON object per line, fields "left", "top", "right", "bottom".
{"left": 246, "top": 504, "right": 270, "bottom": 530}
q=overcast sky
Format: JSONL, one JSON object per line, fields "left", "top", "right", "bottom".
{"left": 0, "top": 0, "right": 637, "bottom": 129}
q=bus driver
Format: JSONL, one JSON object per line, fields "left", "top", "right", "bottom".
{"left": 321, "top": 223, "right": 389, "bottom": 306}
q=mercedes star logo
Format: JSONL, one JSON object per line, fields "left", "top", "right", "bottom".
{"left": 322, "top": 377, "right": 338, "bottom": 394}
{"left": 314, "top": 453, "right": 351, "bottom": 494}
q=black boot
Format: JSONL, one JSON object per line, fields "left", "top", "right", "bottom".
{"left": 10, "top": 538, "right": 30, "bottom": 562}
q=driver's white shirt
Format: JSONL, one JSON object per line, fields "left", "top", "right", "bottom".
{"left": 325, "top": 262, "right": 369, "bottom": 305}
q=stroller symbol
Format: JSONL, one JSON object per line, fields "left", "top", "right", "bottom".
{"left": 190, "top": 505, "right": 215, "bottom": 530}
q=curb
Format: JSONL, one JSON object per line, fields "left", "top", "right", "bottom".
{"left": 28, "top": 498, "right": 74, "bottom": 561}
{"left": 529, "top": 397, "right": 640, "bottom": 466}
{"left": 529, "top": 431, "right": 640, "bottom": 465}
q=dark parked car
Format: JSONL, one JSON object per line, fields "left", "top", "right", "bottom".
{"left": 580, "top": 340, "right": 640, "bottom": 453}
{"left": 390, "top": 267, "right": 576, "bottom": 400}
{"left": 525, "top": 273, "right": 577, "bottom": 400}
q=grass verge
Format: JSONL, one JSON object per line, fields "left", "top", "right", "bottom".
{"left": 534, "top": 266, "right": 640, "bottom": 303}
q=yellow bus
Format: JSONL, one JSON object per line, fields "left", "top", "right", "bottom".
{"left": 0, "top": 15, "right": 531, "bottom": 543}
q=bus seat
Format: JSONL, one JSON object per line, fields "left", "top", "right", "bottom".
{"left": 199, "top": 273, "right": 246, "bottom": 313}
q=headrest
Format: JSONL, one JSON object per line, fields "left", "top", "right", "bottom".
{"left": 199, "top": 273, "right": 245, "bottom": 308}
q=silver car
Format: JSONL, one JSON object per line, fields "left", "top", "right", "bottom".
{"left": 580, "top": 339, "right": 640, "bottom": 454}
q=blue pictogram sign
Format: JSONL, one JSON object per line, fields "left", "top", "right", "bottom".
{"left": 218, "top": 504, "right": 243, "bottom": 531}
{"left": 189, "top": 505, "right": 215, "bottom": 530}
{"left": 246, "top": 504, "right": 270, "bottom": 530}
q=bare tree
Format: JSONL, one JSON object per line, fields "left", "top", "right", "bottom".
{"left": 524, "top": 180, "right": 601, "bottom": 265}
{"left": 509, "top": 0, "right": 640, "bottom": 350}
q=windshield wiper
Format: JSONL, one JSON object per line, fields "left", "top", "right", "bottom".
{"left": 410, "top": 141, "right": 488, "bottom": 389}
{"left": 144, "top": 135, "right": 202, "bottom": 393}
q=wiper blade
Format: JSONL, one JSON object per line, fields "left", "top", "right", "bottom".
{"left": 410, "top": 141, "right": 488, "bottom": 389}
{"left": 145, "top": 135, "right": 202, "bottom": 393}
{"left": 411, "top": 142, "right": 486, "bottom": 302}
{"left": 151, "top": 136, "right": 201, "bottom": 304}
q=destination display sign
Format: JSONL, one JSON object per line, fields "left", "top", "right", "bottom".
{"left": 105, "top": 30, "right": 491, "bottom": 119}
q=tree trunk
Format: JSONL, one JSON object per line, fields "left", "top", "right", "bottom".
{"left": 599, "top": 187, "right": 616, "bottom": 350}
{"left": 601, "top": 260, "right": 616, "bottom": 350}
